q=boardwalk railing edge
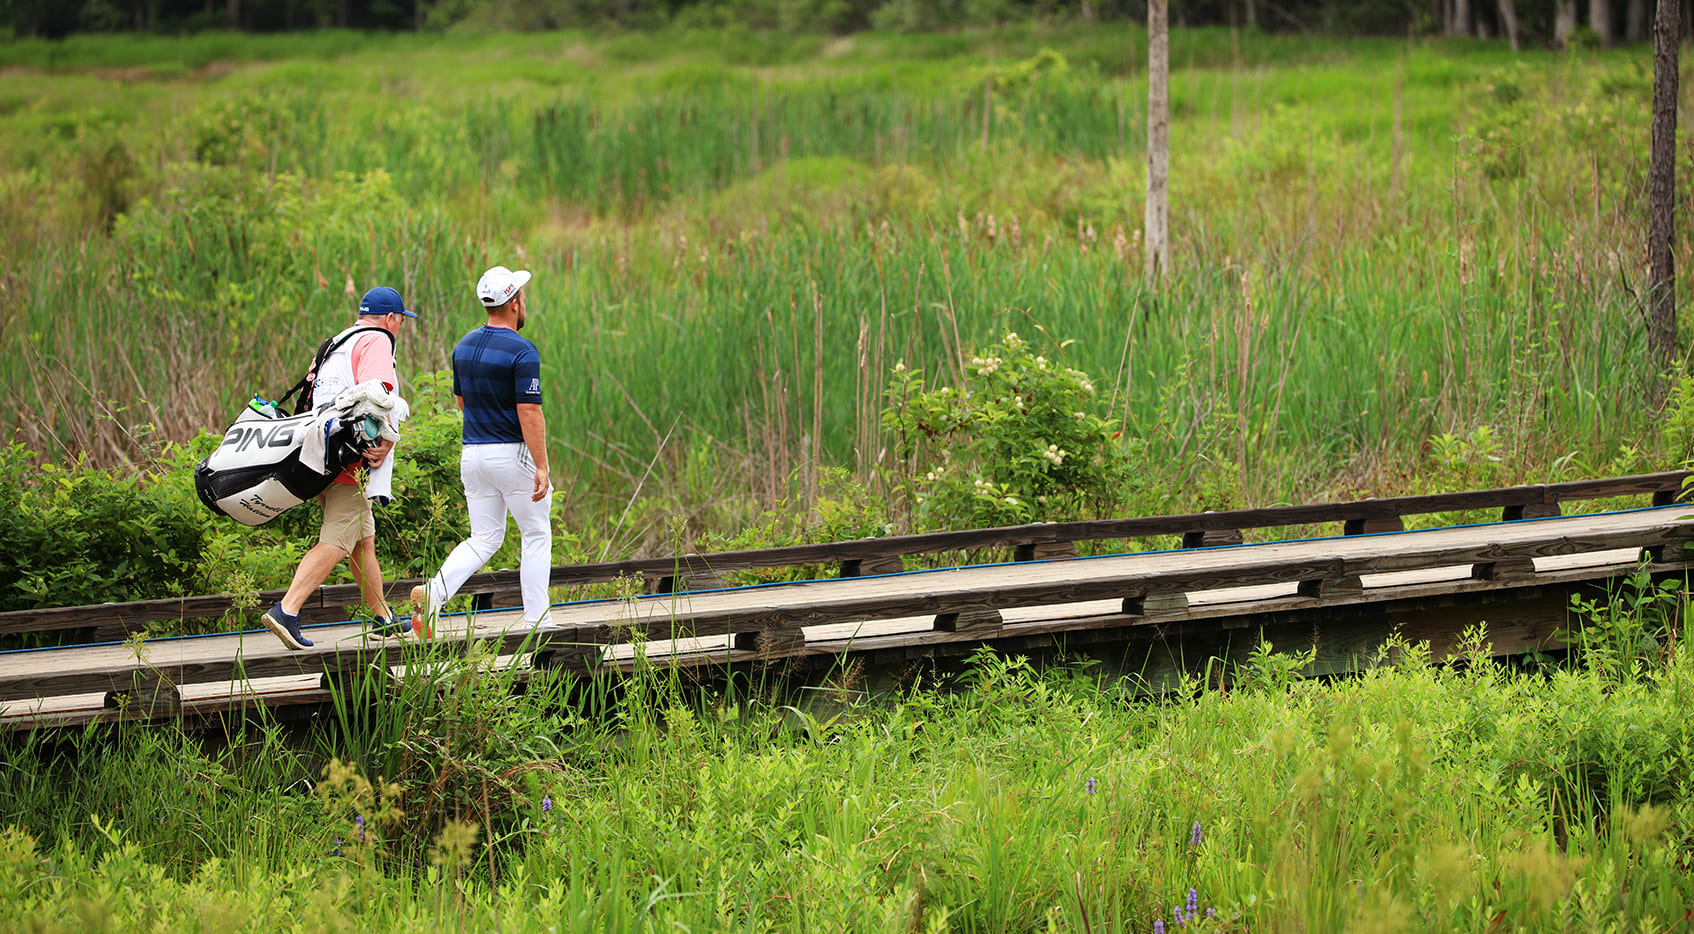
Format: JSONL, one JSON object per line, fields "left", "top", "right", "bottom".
{"left": 4, "top": 469, "right": 1689, "bottom": 639}
{"left": 3, "top": 507, "right": 1694, "bottom": 707}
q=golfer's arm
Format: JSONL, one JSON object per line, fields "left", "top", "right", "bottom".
{"left": 516, "top": 403, "right": 548, "bottom": 474}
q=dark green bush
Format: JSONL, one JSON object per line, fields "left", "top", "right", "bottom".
{"left": 0, "top": 443, "right": 205, "bottom": 612}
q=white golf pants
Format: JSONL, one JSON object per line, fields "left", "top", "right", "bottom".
{"left": 424, "top": 442, "right": 553, "bottom": 624}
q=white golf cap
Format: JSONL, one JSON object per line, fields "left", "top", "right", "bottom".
{"left": 476, "top": 265, "right": 532, "bottom": 307}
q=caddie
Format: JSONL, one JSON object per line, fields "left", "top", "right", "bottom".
{"left": 261, "top": 286, "right": 415, "bottom": 650}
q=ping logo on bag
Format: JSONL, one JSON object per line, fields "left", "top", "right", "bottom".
{"left": 219, "top": 422, "right": 297, "bottom": 452}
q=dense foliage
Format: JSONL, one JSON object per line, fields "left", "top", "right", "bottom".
{"left": 3, "top": 0, "right": 1641, "bottom": 45}
{"left": 0, "top": 27, "right": 1680, "bottom": 616}
{"left": 4, "top": 594, "right": 1694, "bottom": 931}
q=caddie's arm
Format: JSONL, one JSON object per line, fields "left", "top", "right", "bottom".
{"left": 517, "top": 403, "right": 549, "bottom": 502}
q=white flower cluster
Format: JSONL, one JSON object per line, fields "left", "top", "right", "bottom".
{"left": 1042, "top": 443, "right": 1067, "bottom": 465}
{"left": 971, "top": 355, "right": 1003, "bottom": 376}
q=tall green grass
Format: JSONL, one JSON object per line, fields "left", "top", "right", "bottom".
{"left": 0, "top": 27, "right": 1675, "bottom": 535}
{"left": 6, "top": 620, "right": 1694, "bottom": 932}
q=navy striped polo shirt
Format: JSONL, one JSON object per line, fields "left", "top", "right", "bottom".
{"left": 451, "top": 325, "right": 543, "bottom": 444}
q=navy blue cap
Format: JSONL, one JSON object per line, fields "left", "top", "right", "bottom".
{"left": 358, "top": 286, "right": 417, "bottom": 318}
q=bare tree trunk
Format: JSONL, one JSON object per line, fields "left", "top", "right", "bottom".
{"left": 1556, "top": 0, "right": 1578, "bottom": 44}
{"left": 1444, "top": 0, "right": 1456, "bottom": 35}
{"left": 227, "top": 0, "right": 239, "bottom": 28}
{"left": 1244, "top": 0, "right": 1257, "bottom": 30}
{"left": 1498, "top": 0, "right": 1521, "bottom": 48}
{"left": 1591, "top": 0, "right": 1617, "bottom": 44}
{"left": 1146, "top": 0, "right": 1170, "bottom": 280}
{"left": 1649, "top": 0, "right": 1681, "bottom": 370}
{"left": 1455, "top": 0, "right": 1473, "bottom": 35}
{"left": 1080, "top": 0, "right": 1096, "bottom": 23}
{"left": 1628, "top": 0, "right": 1650, "bottom": 39}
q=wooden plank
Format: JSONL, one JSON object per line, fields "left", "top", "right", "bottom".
{"left": 8, "top": 557, "right": 1673, "bottom": 729}
{"left": 1297, "top": 574, "right": 1364, "bottom": 599}
{"left": 934, "top": 609, "right": 1004, "bottom": 632}
{"left": 1015, "top": 541, "right": 1076, "bottom": 562}
{"left": 1345, "top": 516, "right": 1405, "bottom": 535}
{"left": 731, "top": 627, "right": 807, "bottom": 658}
{"left": 535, "top": 624, "right": 611, "bottom": 669}
{"left": 7, "top": 471, "right": 1690, "bottom": 639}
{"left": 1546, "top": 472, "right": 1688, "bottom": 500}
{"left": 2, "top": 507, "right": 1690, "bottom": 706}
{"left": 651, "top": 573, "right": 727, "bottom": 595}
{"left": 1471, "top": 558, "right": 1537, "bottom": 581}
{"left": 0, "top": 577, "right": 426, "bottom": 636}
{"left": 1183, "top": 529, "right": 1245, "bottom": 548}
{"left": 1121, "top": 593, "right": 1190, "bottom": 615}
{"left": 102, "top": 672, "right": 180, "bottom": 717}
{"left": 841, "top": 556, "right": 905, "bottom": 577}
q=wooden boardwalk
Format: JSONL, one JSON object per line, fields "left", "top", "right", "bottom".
{"left": 3, "top": 496, "right": 1691, "bottom": 731}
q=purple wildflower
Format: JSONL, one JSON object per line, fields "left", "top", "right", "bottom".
{"left": 1187, "top": 888, "right": 1198, "bottom": 913}
{"left": 1086, "top": 777, "right": 1096, "bottom": 795}
{"left": 331, "top": 837, "right": 341, "bottom": 857}
{"left": 1191, "top": 821, "right": 1202, "bottom": 846}
{"left": 542, "top": 796, "right": 553, "bottom": 813}
{"left": 1206, "top": 908, "right": 1217, "bottom": 918}
{"left": 1153, "top": 922, "right": 1166, "bottom": 934}
{"left": 355, "top": 814, "right": 365, "bottom": 843}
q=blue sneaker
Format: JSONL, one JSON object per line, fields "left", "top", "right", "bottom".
{"left": 364, "top": 615, "right": 412, "bottom": 640}
{"left": 261, "top": 604, "right": 313, "bottom": 651}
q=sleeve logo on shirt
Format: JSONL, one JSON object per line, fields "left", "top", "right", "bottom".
{"left": 528, "top": 378, "right": 541, "bottom": 393}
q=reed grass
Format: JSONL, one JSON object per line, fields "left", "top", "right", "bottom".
{"left": 0, "top": 26, "right": 1673, "bottom": 534}
{"left": 5, "top": 627, "right": 1694, "bottom": 932}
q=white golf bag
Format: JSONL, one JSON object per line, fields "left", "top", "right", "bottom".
{"left": 194, "top": 381, "right": 405, "bottom": 526}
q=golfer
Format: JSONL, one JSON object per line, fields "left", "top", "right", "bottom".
{"left": 411, "top": 265, "right": 553, "bottom": 630}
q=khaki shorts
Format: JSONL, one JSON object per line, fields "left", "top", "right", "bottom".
{"left": 317, "top": 483, "right": 375, "bottom": 553}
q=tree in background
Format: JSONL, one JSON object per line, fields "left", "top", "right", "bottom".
{"left": 1, "top": 0, "right": 1686, "bottom": 39}
{"left": 1589, "top": 0, "right": 1614, "bottom": 42}
{"left": 1647, "top": 0, "right": 1679, "bottom": 373}
{"left": 1144, "top": 0, "right": 1168, "bottom": 280}
{"left": 1497, "top": 0, "right": 1520, "bottom": 49}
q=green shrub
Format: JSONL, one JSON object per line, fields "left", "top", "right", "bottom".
{"left": 881, "top": 330, "right": 1134, "bottom": 529}
{"left": 0, "top": 443, "right": 204, "bottom": 614}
